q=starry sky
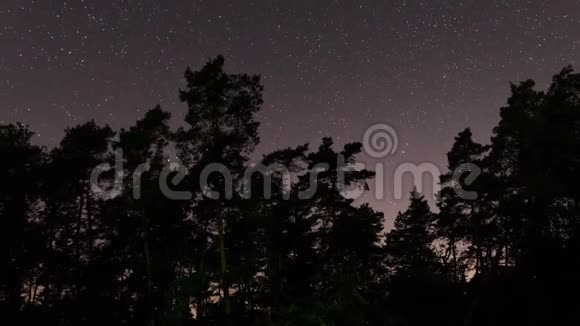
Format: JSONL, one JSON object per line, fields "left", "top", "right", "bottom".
{"left": 2, "top": 0, "right": 580, "bottom": 224}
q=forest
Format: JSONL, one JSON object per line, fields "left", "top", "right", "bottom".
{"left": 2, "top": 56, "right": 580, "bottom": 325}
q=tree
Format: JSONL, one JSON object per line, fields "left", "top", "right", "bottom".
{"left": 112, "top": 106, "right": 192, "bottom": 325}
{"left": 299, "top": 138, "right": 383, "bottom": 326}
{"left": 464, "top": 66, "right": 580, "bottom": 326}
{"left": 40, "top": 121, "right": 116, "bottom": 324}
{"left": 385, "top": 190, "right": 438, "bottom": 276}
{"left": 175, "top": 55, "right": 263, "bottom": 322}
{"left": 385, "top": 190, "right": 462, "bottom": 326}
{"left": 0, "top": 124, "right": 45, "bottom": 321}
{"left": 436, "top": 128, "right": 492, "bottom": 280}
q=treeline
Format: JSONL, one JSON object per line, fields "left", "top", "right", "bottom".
{"left": 2, "top": 56, "right": 580, "bottom": 326}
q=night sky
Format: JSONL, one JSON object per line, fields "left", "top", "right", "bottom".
{"left": 2, "top": 0, "right": 580, "bottom": 224}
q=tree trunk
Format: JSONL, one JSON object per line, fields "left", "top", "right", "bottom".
{"left": 142, "top": 211, "right": 155, "bottom": 326}
{"left": 74, "top": 190, "right": 85, "bottom": 297}
{"left": 217, "top": 215, "right": 230, "bottom": 318}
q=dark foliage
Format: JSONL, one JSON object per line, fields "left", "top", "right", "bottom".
{"left": 2, "top": 58, "right": 580, "bottom": 325}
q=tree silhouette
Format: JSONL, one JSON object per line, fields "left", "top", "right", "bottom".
{"left": 2, "top": 58, "right": 580, "bottom": 326}
{"left": 0, "top": 124, "right": 45, "bottom": 321}
{"left": 175, "top": 55, "right": 263, "bottom": 323}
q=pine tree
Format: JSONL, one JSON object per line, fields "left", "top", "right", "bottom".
{"left": 175, "top": 55, "right": 263, "bottom": 322}
{"left": 436, "top": 128, "right": 491, "bottom": 280}
{"left": 0, "top": 124, "right": 45, "bottom": 320}
{"left": 385, "top": 190, "right": 438, "bottom": 276}
{"left": 41, "top": 121, "right": 115, "bottom": 324}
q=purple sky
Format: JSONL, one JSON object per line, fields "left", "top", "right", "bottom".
{"left": 2, "top": 0, "right": 580, "bottom": 226}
